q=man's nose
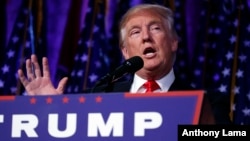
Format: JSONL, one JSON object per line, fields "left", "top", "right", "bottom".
{"left": 142, "top": 30, "right": 151, "bottom": 42}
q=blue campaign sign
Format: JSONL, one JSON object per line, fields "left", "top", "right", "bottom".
{"left": 0, "top": 90, "right": 204, "bottom": 141}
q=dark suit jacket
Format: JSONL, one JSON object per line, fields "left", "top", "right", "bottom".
{"left": 88, "top": 75, "right": 232, "bottom": 124}
{"left": 91, "top": 75, "right": 193, "bottom": 92}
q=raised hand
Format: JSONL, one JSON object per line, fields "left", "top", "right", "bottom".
{"left": 18, "top": 54, "right": 68, "bottom": 95}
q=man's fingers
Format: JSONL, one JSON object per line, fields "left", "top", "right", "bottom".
{"left": 18, "top": 69, "right": 29, "bottom": 87}
{"left": 31, "top": 54, "right": 42, "bottom": 77}
{"left": 26, "top": 58, "right": 35, "bottom": 80}
{"left": 56, "top": 77, "right": 68, "bottom": 94}
{"left": 42, "top": 57, "right": 51, "bottom": 78}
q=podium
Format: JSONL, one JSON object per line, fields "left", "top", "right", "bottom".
{"left": 0, "top": 90, "right": 211, "bottom": 141}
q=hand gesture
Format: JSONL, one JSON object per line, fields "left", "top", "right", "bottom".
{"left": 18, "top": 54, "right": 68, "bottom": 95}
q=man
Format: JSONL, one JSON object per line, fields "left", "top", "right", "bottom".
{"left": 18, "top": 4, "right": 231, "bottom": 124}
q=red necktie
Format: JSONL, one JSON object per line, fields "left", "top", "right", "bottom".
{"left": 143, "top": 80, "right": 160, "bottom": 92}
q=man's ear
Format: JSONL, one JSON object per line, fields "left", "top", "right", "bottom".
{"left": 172, "top": 39, "right": 178, "bottom": 52}
{"left": 121, "top": 46, "right": 129, "bottom": 60}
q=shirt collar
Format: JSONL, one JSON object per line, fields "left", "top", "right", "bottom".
{"left": 130, "top": 68, "right": 175, "bottom": 93}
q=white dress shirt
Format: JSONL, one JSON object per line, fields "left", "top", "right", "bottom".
{"left": 130, "top": 68, "right": 175, "bottom": 93}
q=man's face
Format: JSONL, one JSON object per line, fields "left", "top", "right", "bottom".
{"left": 121, "top": 10, "right": 178, "bottom": 79}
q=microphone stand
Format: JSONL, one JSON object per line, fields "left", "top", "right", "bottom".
{"left": 90, "top": 56, "right": 143, "bottom": 93}
{"left": 90, "top": 76, "right": 114, "bottom": 93}
{"left": 104, "top": 80, "right": 114, "bottom": 93}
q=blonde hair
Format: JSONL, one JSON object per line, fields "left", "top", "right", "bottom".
{"left": 119, "top": 4, "right": 178, "bottom": 48}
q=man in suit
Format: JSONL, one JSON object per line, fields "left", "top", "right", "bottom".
{"left": 18, "top": 4, "right": 231, "bottom": 124}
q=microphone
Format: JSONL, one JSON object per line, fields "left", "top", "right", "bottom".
{"left": 94, "top": 56, "right": 144, "bottom": 87}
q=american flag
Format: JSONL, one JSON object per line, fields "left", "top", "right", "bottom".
{"left": 65, "top": 0, "right": 113, "bottom": 93}
{"left": 172, "top": 0, "right": 191, "bottom": 83}
{"left": 0, "top": 0, "right": 46, "bottom": 95}
{"left": 189, "top": 0, "right": 227, "bottom": 90}
{"left": 0, "top": 0, "right": 34, "bottom": 95}
{"left": 191, "top": 0, "right": 250, "bottom": 124}
{"left": 231, "top": 0, "right": 250, "bottom": 125}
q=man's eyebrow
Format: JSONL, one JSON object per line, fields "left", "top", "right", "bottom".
{"left": 148, "top": 20, "right": 162, "bottom": 26}
{"left": 127, "top": 20, "right": 162, "bottom": 31}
